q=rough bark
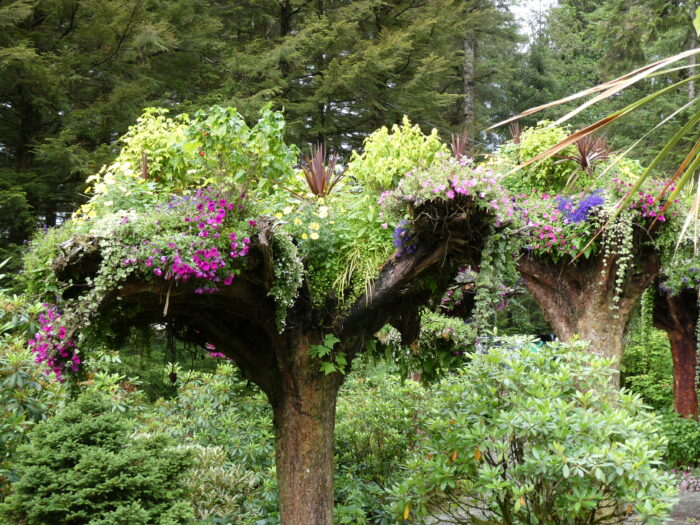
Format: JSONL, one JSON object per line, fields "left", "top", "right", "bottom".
{"left": 271, "top": 333, "right": 343, "bottom": 525}
{"left": 653, "top": 286, "right": 699, "bottom": 419}
{"left": 518, "top": 247, "right": 659, "bottom": 385}
{"left": 463, "top": 31, "right": 476, "bottom": 130}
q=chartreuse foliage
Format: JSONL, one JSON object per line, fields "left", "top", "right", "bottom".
{"left": 346, "top": 116, "right": 449, "bottom": 192}
{"left": 0, "top": 394, "right": 194, "bottom": 524}
{"left": 496, "top": 121, "right": 578, "bottom": 193}
{"left": 390, "top": 338, "right": 677, "bottom": 524}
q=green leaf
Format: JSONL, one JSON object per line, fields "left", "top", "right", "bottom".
{"left": 323, "top": 334, "right": 340, "bottom": 349}
{"left": 319, "top": 362, "right": 337, "bottom": 375}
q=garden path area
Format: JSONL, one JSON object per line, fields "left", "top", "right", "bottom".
{"left": 671, "top": 491, "right": 700, "bottom": 524}
{"left": 429, "top": 490, "right": 700, "bottom": 524}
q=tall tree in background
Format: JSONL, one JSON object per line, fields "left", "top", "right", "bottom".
{"left": 0, "top": 0, "right": 223, "bottom": 263}
{"left": 458, "top": 0, "right": 521, "bottom": 133}
{"left": 215, "top": 0, "right": 521, "bottom": 151}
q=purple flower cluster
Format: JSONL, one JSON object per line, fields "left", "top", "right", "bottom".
{"left": 555, "top": 190, "right": 605, "bottom": 223}
{"left": 27, "top": 305, "right": 80, "bottom": 381}
{"left": 393, "top": 220, "right": 417, "bottom": 257}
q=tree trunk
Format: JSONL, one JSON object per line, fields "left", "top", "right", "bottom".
{"left": 519, "top": 252, "right": 658, "bottom": 386}
{"left": 463, "top": 31, "right": 476, "bottom": 130}
{"left": 653, "top": 287, "right": 699, "bottom": 419}
{"left": 271, "top": 334, "right": 344, "bottom": 525}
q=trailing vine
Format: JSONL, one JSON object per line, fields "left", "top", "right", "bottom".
{"left": 472, "top": 231, "right": 520, "bottom": 331}
{"left": 268, "top": 233, "right": 304, "bottom": 332}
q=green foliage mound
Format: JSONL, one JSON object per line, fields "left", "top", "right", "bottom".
{"left": 391, "top": 338, "right": 677, "bottom": 524}
{"left": 622, "top": 325, "right": 674, "bottom": 413}
{"left": 497, "top": 122, "right": 578, "bottom": 193}
{"left": 1, "top": 394, "right": 194, "bottom": 525}
{"left": 346, "top": 116, "right": 448, "bottom": 192}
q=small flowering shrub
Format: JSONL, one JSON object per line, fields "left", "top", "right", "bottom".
{"left": 0, "top": 292, "right": 67, "bottom": 492}
{"left": 27, "top": 304, "right": 80, "bottom": 381}
{"left": 512, "top": 175, "right": 678, "bottom": 261}
{"left": 390, "top": 338, "right": 678, "bottom": 524}
{"left": 0, "top": 394, "right": 195, "bottom": 524}
{"left": 380, "top": 157, "right": 513, "bottom": 227}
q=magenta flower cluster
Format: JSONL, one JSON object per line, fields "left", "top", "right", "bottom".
{"left": 122, "top": 188, "right": 254, "bottom": 294}
{"left": 610, "top": 177, "right": 677, "bottom": 222}
{"left": 204, "top": 342, "right": 232, "bottom": 360}
{"left": 27, "top": 304, "right": 80, "bottom": 381}
{"left": 415, "top": 170, "right": 514, "bottom": 225}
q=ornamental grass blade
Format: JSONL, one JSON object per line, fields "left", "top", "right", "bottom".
{"left": 487, "top": 48, "right": 700, "bottom": 131}
{"left": 596, "top": 98, "right": 699, "bottom": 182}
{"left": 652, "top": 134, "right": 700, "bottom": 211}
{"left": 552, "top": 50, "right": 700, "bottom": 126}
{"left": 617, "top": 106, "right": 700, "bottom": 217}
{"left": 652, "top": 146, "right": 700, "bottom": 228}
{"left": 509, "top": 74, "right": 699, "bottom": 178}
{"left": 674, "top": 180, "right": 700, "bottom": 256}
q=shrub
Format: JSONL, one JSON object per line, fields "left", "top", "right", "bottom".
{"left": 334, "top": 371, "right": 428, "bottom": 523}
{"left": 659, "top": 412, "right": 700, "bottom": 467}
{"left": 390, "top": 338, "right": 678, "bottom": 524}
{"left": 346, "top": 115, "right": 448, "bottom": 191}
{"left": 0, "top": 292, "right": 67, "bottom": 497}
{"left": 498, "top": 122, "right": 578, "bottom": 193}
{"left": 0, "top": 394, "right": 194, "bottom": 524}
{"left": 0, "top": 343, "right": 67, "bottom": 473}
{"left": 621, "top": 326, "right": 674, "bottom": 412}
{"left": 179, "top": 445, "right": 264, "bottom": 522}
{"left": 142, "top": 364, "right": 279, "bottom": 523}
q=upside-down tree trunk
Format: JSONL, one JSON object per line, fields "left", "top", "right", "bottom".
{"left": 271, "top": 333, "right": 344, "bottom": 525}
{"left": 653, "top": 286, "right": 699, "bottom": 419}
{"left": 54, "top": 195, "right": 494, "bottom": 524}
{"left": 518, "top": 250, "right": 659, "bottom": 385}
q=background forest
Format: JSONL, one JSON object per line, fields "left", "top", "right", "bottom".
{"left": 1, "top": 1, "right": 700, "bottom": 524}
